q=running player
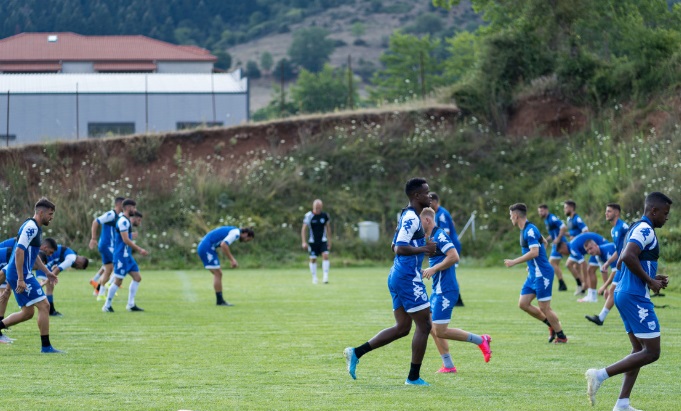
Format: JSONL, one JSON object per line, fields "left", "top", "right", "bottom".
{"left": 557, "top": 200, "right": 589, "bottom": 295}
{"left": 102, "top": 199, "right": 149, "bottom": 313}
{"left": 429, "top": 192, "right": 465, "bottom": 306}
{"left": 585, "top": 204, "right": 630, "bottom": 326}
{"left": 585, "top": 192, "right": 671, "bottom": 411}
{"left": 89, "top": 197, "right": 124, "bottom": 300}
{"left": 568, "top": 232, "right": 609, "bottom": 302}
{"left": 197, "top": 226, "right": 255, "bottom": 306}
{"left": 0, "top": 198, "right": 62, "bottom": 353}
{"left": 344, "top": 177, "right": 436, "bottom": 386}
{"left": 301, "top": 199, "right": 331, "bottom": 284}
{"left": 35, "top": 239, "right": 89, "bottom": 317}
{"left": 537, "top": 204, "right": 568, "bottom": 291}
{"left": 504, "top": 203, "right": 567, "bottom": 343}
{"left": 420, "top": 207, "right": 491, "bottom": 373}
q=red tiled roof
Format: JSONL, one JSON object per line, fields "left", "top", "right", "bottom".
{"left": 94, "top": 62, "right": 157, "bottom": 72}
{"left": 0, "top": 62, "right": 61, "bottom": 72}
{"left": 0, "top": 32, "right": 217, "bottom": 62}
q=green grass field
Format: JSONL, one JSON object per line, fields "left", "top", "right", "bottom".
{"left": 3, "top": 266, "right": 680, "bottom": 411}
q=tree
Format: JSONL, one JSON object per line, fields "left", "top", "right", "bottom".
{"left": 214, "top": 51, "right": 232, "bottom": 71}
{"left": 291, "top": 65, "right": 358, "bottom": 113}
{"left": 351, "top": 22, "right": 365, "bottom": 38}
{"left": 288, "top": 27, "right": 336, "bottom": 73}
{"left": 369, "top": 32, "right": 445, "bottom": 103}
{"left": 274, "top": 58, "right": 297, "bottom": 81}
{"left": 260, "top": 51, "right": 274, "bottom": 74}
{"left": 245, "top": 60, "right": 262, "bottom": 79}
{"left": 443, "top": 31, "right": 478, "bottom": 82}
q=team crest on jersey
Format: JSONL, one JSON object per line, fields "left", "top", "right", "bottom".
{"left": 320, "top": 218, "right": 325, "bottom": 223}
{"left": 647, "top": 321, "right": 656, "bottom": 331}
{"left": 413, "top": 282, "right": 426, "bottom": 301}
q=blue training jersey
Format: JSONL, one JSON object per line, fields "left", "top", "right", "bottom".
{"left": 4, "top": 218, "right": 42, "bottom": 280}
{"left": 566, "top": 213, "right": 588, "bottom": 237}
{"left": 544, "top": 213, "right": 567, "bottom": 243}
{"left": 615, "top": 216, "right": 659, "bottom": 298}
{"left": 114, "top": 213, "right": 133, "bottom": 260}
{"left": 428, "top": 227, "right": 459, "bottom": 294}
{"left": 391, "top": 207, "right": 426, "bottom": 277}
{"left": 611, "top": 218, "right": 630, "bottom": 254}
{"left": 37, "top": 245, "right": 77, "bottom": 276}
{"left": 0, "top": 238, "right": 16, "bottom": 249}
{"left": 435, "top": 206, "right": 461, "bottom": 255}
{"left": 571, "top": 232, "right": 608, "bottom": 255}
{"left": 594, "top": 242, "right": 617, "bottom": 269}
{"left": 199, "top": 226, "right": 240, "bottom": 249}
{"left": 520, "top": 221, "right": 553, "bottom": 277}
{"left": 96, "top": 209, "right": 118, "bottom": 249}
{"left": 0, "top": 247, "right": 11, "bottom": 271}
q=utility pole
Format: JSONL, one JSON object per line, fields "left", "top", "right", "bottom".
{"left": 347, "top": 55, "right": 354, "bottom": 110}
{"left": 419, "top": 51, "right": 426, "bottom": 100}
{"left": 280, "top": 63, "right": 285, "bottom": 116}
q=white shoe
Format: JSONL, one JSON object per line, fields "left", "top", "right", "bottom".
{"left": 574, "top": 285, "right": 583, "bottom": 296}
{"left": 613, "top": 405, "right": 642, "bottom": 411}
{"left": 0, "top": 335, "right": 14, "bottom": 344}
{"left": 585, "top": 369, "right": 602, "bottom": 406}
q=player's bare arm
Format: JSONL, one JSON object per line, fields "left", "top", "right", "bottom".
{"left": 122, "top": 230, "right": 148, "bottom": 256}
{"left": 89, "top": 218, "right": 100, "bottom": 250}
{"left": 220, "top": 242, "right": 238, "bottom": 268}
{"left": 504, "top": 247, "right": 539, "bottom": 268}
{"left": 620, "top": 242, "right": 664, "bottom": 293}
{"left": 422, "top": 248, "right": 459, "bottom": 279}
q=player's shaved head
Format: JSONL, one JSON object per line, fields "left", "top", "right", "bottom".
{"left": 645, "top": 192, "right": 672, "bottom": 210}
{"left": 509, "top": 203, "right": 528, "bottom": 217}
{"left": 405, "top": 177, "right": 428, "bottom": 198}
{"left": 538, "top": 204, "right": 548, "bottom": 209}
{"left": 564, "top": 200, "right": 576, "bottom": 210}
{"left": 35, "top": 197, "right": 56, "bottom": 211}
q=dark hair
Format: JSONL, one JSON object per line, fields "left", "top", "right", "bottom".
{"left": 122, "top": 199, "right": 136, "bottom": 207}
{"left": 241, "top": 227, "right": 255, "bottom": 238}
{"left": 606, "top": 203, "right": 621, "bottom": 212}
{"left": 509, "top": 203, "right": 528, "bottom": 216}
{"left": 35, "top": 197, "right": 56, "bottom": 211}
{"left": 428, "top": 192, "right": 439, "bottom": 201}
{"left": 77, "top": 256, "right": 89, "bottom": 270}
{"left": 42, "top": 237, "right": 58, "bottom": 250}
{"left": 115, "top": 197, "right": 125, "bottom": 204}
{"left": 134, "top": 211, "right": 143, "bottom": 218}
{"left": 645, "top": 192, "right": 673, "bottom": 208}
{"left": 564, "top": 200, "right": 576, "bottom": 209}
{"left": 538, "top": 204, "right": 548, "bottom": 209}
{"left": 405, "top": 177, "right": 427, "bottom": 197}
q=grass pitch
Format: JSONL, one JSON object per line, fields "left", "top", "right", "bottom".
{"left": 2, "top": 266, "right": 680, "bottom": 410}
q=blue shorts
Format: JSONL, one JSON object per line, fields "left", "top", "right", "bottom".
{"left": 7, "top": 274, "right": 46, "bottom": 307}
{"left": 521, "top": 272, "right": 554, "bottom": 301}
{"left": 197, "top": 243, "right": 220, "bottom": 269}
{"left": 549, "top": 244, "right": 563, "bottom": 260}
{"left": 387, "top": 267, "right": 430, "bottom": 313}
{"left": 430, "top": 290, "right": 458, "bottom": 324}
{"left": 615, "top": 292, "right": 660, "bottom": 338}
{"left": 99, "top": 243, "right": 114, "bottom": 265}
{"left": 113, "top": 256, "right": 139, "bottom": 279}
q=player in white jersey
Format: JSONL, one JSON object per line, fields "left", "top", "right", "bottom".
{"left": 301, "top": 199, "right": 331, "bottom": 284}
{"left": 585, "top": 192, "right": 671, "bottom": 411}
{"left": 89, "top": 197, "right": 124, "bottom": 299}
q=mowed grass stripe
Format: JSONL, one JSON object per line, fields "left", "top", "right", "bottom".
{"left": 1, "top": 266, "right": 678, "bottom": 410}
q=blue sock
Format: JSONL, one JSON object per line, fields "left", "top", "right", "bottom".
{"left": 441, "top": 353, "right": 455, "bottom": 368}
{"left": 47, "top": 295, "right": 53, "bottom": 303}
{"left": 467, "top": 333, "right": 483, "bottom": 345}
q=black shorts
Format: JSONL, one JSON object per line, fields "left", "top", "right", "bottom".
{"left": 308, "top": 242, "right": 328, "bottom": 258}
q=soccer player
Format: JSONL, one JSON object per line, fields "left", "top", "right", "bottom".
{"left": 537, "top": 204, "right": 568, "bottom": 291}
{"left": 428, "top": 192, "right": 464, "bottom": 307}
{"left": 504, "top": 203, "right": 567, "bottom": 343}
{"left": 585, "top": 204, "right": 630, "bottom": 326}
{"left": 0, "top": 238, "right": 16, "bottom": 248}
{"left": 585, "top": 192, "right": 672, "bottom": 411}
{"left": 420, "top": 207, "right": 491, "bottom": 373}
{"left": 0, "top": 246, "right": 15, "bottom": 344}
{"left": 0, "top": 198, "right": 62, "bottom": 353}
{"left": 35, "top": 239, "right": 89, "bottom": 317}
{"left": 102, "top": 199, "right": 149, "bottom": 313}
{"left": 557, "top": 200, "right": 589, "bottom": 295}
{"left": 301, "top": 199, "right": 331, "bottom": 284}
{"left": 568, "top": 232, "right": 609, "bottom": 302}
{"left": 582, "top": 239, "right": 617, "bottom": 326}
{"left": 89, "top": 197, "right": 124, "bottom": 300}
{"left": 197, "top": 226, "right": 255, "bottom": 306}
{"left": 344, "top": 177, "right": 436, "bottom": 386}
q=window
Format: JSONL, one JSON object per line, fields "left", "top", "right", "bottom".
{"left": 177, "top": 122, "right": 223, "bottom": 130}
{"left": 88, "top": 123, "right": 135, "bottom": 138}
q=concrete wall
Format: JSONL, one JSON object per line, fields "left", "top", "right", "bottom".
{"left": 62, "top": 62, "right": 95, "bottom": 73}
{"left": 156, "top": 62, "right": 213, "bottom": 73}
{"left": 0, "top": 92, "right": 248, "bottom": 146}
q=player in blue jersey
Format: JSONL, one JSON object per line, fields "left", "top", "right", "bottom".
{"left": 344, "top": 177, "right": 437, "bottom": 386}
{"left": 0, "top": 198, "right": 63, "bottom": 353}
{"left": 557, "top": 200, "right": 589, "bottom": 296}
{"left": 585, "top": 204, "right": 630, "bottom": 326}
{"left": 420, "top": 207, "right": 491, "bottom": 373}
{"left": 0, "top": 238, "right": 16, "bottom": 248}
{"left": 569, "top": 232, "right": 609, "bottom": 302}
{"left": 0, "top": 246, "right": 15, "bottom": 344}
{"left": 89, "top": 197, "right": 124, "bottom": 300}
{"left": 301, "top": 199, "right": 331, "bottom": 284}
{"left": 429, "top": 192, "right": 465, "bottom": 307}
{"left": 586, "top": 192, "right": 671, "bottom": 411}
{"left": 102, "top": 199, "right": 149, "bottom": 313}
{"left": 197, "top": 225, "right": 255, "bottom": 306}
{"left": 537, "top": 204, "right": 569, "bottom": 292}
{"left": 504, "top": 203, "right": 567, "bottom": 343}
{"left": 35, "top": 239, "right": 89, "bottom": 317}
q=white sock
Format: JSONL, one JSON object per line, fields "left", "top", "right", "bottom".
{"left": 127, "top": 280, "right": 139, "bottom": 307}
{"left": 105, "top": 283, "right": 119, "bottom": 308}
{"left": 93, "top": 273, "right": 101, "bottom": 282}
{"left": 598, "top": 307, "right": 610, "bottom": 322}
{"left": 597, "top": 368, "right": 609, "bottom": 382}
{"left": 309, "top": 262, "right": 317, "bottom": 278}
{"left": 98, "top": 284, "right": 107, "bottom": 296}
{"left": 322, "top": 260, "right": 329, "bottom": 281}
{"left": 615, "top": 398, "right": 630, "bottom": 408}
{"left": 589, "top": 288, "right": 597, "bottom": 300}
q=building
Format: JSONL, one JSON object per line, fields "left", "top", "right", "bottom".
{"left": 0, "top": 33, "right": 248, "bottom": 146}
